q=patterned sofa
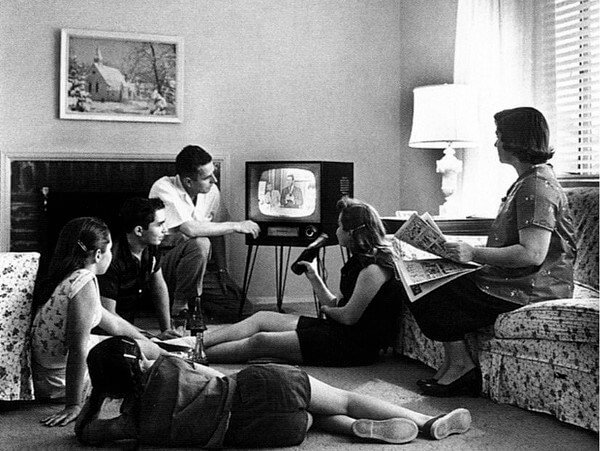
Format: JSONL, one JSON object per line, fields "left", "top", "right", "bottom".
{"left": 0, "top": 252, "right": 40, "bottom": 401}
{"left": 395, "top": 186, "right": 599, "bottom": 432}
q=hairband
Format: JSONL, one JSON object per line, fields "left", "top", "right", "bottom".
{"left": 349, "top": 224, "right": 366, "bottom": 234}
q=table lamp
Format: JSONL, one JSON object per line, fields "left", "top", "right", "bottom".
{"left": 408, "top": 84, "right": 478, "bottom": 217}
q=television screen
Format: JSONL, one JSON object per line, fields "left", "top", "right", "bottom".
{"left": 246, "top": 161, "right": 352, "bottom": 246}
{"left": 247, "top": 162, "right": 321, "bottom": 224}
{"left": 257, "top": 168, "right": 316, "bottom": 218}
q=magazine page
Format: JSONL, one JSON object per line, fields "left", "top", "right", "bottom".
{"left": 392, "top": 234, "right": 481, "bottom": 302}
{"left": 402, "top": 258, "right": 480, "bottom": 285}
{"left": 396, "top": 257, "right": 479, "bottom": 302}
{"left": 421, "top": 212, "right": 444, "bottom": 236}
{"left": 394, "top": 213, "right": 451, "bottom": 259}
{"left": 152, "top": 336, "right": 193, "bottom": 351}
{"left": 397, "top": 240, "right": 439, "bottom": 260}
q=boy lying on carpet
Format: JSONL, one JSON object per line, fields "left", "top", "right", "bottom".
{"left": 75, "top": 336, "right": 471, "bottom": 448}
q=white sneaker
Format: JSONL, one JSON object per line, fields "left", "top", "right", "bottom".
{"left": 352, "top": 418, "right": 419, "bottom": 444}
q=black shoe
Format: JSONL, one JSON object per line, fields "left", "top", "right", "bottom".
{"left": 417, "top": 377, "right": 438, "bottom": 388}
{"left": 419, "top": 408, "right": 471, "bottom": 439}
{"left": 420, "top": 367, "right": 481, "bottom": 397}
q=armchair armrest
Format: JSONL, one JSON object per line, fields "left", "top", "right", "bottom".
{"left": 494, "top": 298, "right": 599, "bottom": 342}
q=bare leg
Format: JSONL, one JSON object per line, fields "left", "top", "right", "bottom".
{"left": 307, "top": 375, "right": 430, "bottom": 428}
{"left": 204, "top": 311, "right": 300, "bottom": 347}
{"left": 312, "top": 415, "right": 355, "bottom": 436}
{"left": 307, "top": 376, "right": 471, "bottom": 441}
{"left": 436, "top": 340, "right": 476, "bottom": 385}
{"left": 433, "top": 350, "right": 451, "bottom": 380}
{"left": 206, "top": 330, "right": 303, "bottom": 363}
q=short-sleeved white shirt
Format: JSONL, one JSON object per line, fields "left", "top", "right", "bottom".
{"left": 149, "top": 175, "right": 225, "bottom": 233}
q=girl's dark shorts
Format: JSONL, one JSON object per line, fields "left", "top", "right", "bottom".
{"left": 296, "top": 316, "right": 379, "bottom": 366}
{"left": 223, "top": 364, "right": 311, "bottom": 448}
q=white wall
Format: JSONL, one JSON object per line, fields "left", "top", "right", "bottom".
{"left": 397, "top": 0, "right": 459, "bottom": 214}
{"left": 0, "top": 0, "right": 457, "bottom": 300}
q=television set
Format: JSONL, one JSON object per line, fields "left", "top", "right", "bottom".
{"left": 246, "top": 161, "right": 353, "bottom": 246}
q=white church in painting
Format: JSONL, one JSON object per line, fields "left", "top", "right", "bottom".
{"left": 86, "top": 48, "right": 135, "bottom": 102}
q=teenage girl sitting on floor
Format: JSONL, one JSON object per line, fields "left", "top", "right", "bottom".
{"left": 202, "top": 197, "right": 405, "bottom": 366}
{"left": 31, "top": 217, "right": 165, "bottom": 427}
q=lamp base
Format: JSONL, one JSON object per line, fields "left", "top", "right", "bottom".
{"left": 436, "top": 145, "right": 463, "bottom": 217}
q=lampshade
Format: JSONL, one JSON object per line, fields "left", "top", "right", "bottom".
{"left": 409, "top": 84, "right": 478, "bottom": 149}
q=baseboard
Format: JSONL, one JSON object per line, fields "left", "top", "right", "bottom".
{"left": 250, "top": 296, "right": 314, "bottom": 305}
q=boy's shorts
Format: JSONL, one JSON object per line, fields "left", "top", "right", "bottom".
{"left": 224, "top": 363, "right": 311, "bottom": 448}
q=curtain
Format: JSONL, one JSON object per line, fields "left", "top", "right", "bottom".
{"left": 454, "top": 0, "right": 545, "bottom": 217}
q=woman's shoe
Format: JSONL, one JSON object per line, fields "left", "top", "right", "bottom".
{"left": 420, "top": 408, "right": 472, "bottom": 439}
{"left": 417, "top": 377, "right": 438, "bottom": 387}
{"left": 352, "top": 418, "right": 419, "bottom": 444}
{"left": 420, "top": 367, "right": 481, "bottom": 397}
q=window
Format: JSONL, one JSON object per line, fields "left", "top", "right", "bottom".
{"left": 540, "top": 0, "right": 599, "bottom": 177}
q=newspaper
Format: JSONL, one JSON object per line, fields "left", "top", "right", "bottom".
{"left": 393, "top": 213, "right": 480, "bottom": 302}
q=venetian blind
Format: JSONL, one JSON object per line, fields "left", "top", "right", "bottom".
{"left": 540, "top": 0, "right": 599, "bottom": 176}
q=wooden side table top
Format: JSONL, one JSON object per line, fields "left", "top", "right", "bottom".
{"left": 381, "top": 216, "right": 494, "bottom": 236}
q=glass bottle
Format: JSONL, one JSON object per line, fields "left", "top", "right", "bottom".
{"left": 189, "top": 296, "right": 208, "bottom": 365}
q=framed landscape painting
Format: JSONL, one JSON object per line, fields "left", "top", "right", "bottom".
{"left": 59, "top": 29, "right": 183, "bottom": 123}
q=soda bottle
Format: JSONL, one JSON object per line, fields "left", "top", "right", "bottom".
{"left": 291, "top": 233, "right": 329, "bottom": 275}
{"left": 189, "top": 297, "right": 208, "bottom": 365}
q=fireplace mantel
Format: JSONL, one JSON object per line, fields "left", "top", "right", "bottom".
{"left": 0, "top": 151, "right": 230, "bottom": 251}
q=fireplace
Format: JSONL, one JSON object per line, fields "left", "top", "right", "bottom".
{"left": 6, "top": 155, "right": 226, "bottom": 275}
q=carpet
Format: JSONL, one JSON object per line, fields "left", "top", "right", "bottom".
{"left": 1, "top": 301, "right": 596, "bottom": 450}
{"left": 1, "top": 354, "right": 597, "bottom": 450}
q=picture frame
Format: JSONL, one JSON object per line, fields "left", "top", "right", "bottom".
{"left": 59, "top": 28, "right": 183, "bottom": 123}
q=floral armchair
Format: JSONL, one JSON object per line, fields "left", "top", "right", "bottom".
{"left": 395, "top": 186, "right": 599, "bottom": 432}
{"left": 0, "top": 252, "right": 40, "bottom": 401}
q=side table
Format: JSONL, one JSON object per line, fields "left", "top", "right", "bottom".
{"left": 381, "top": 216, "right": 494, "bottom": 236}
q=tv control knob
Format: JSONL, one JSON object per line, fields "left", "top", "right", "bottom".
{"left": 304, "top": 225, "right": 318, "bottom": 238}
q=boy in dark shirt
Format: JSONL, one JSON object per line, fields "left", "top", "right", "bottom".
{"left": 98, "top": 198, "right": 178, "bottom": 339}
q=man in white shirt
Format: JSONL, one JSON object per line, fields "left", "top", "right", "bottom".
{"left": 149, "top": 145, "right": 260, "bottom": 316}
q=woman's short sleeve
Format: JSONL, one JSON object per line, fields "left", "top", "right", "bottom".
{"left": 515, "top": 176, "right": 562, "bottom": 231}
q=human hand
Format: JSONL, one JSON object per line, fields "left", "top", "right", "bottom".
{"left": 297, "top": 260, "right": 319, "bottom": 280}
{"left": 444, "top": 241, "right": 475, "bottom": 263}
{"left": 157, "top": 328, "right": 182, "bottom": 340}
{"left": 236, "top": 220, "right": 260, "bottom": 238}
{"left": 40, "top": 404, "right": 81, "bottom": 427}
